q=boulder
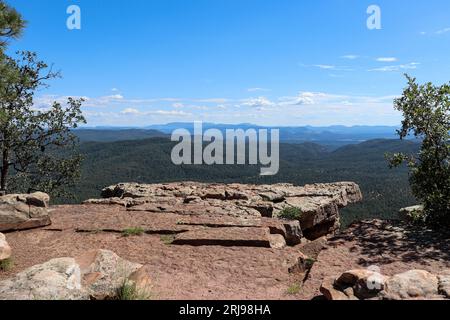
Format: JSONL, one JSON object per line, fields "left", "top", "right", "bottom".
{"left": 399, "top": 205, "right": 425, "bottom": 223}
{"left": 0, "top": 258, "right": 88, "bottom": 300}
{"left": 298, "top": 236, "right": 327, "bottom": 261}
{"left": 335, "top": 269, "right": 387, "bottom": 299}
{"left": 381, "top": 270, "right": 439, "bottom": 300}
{"left": 75, "top": 249, "right": 142, "bottom": 300}
{"left": 0, "top": 232, "right": 11, "bottom": 261}
{"left": 265, "top": 219, "right": 303, "bottom": 246}
{"left": 0, "top": 192, "right": 51, "bottom": 232}
{"left": 321, "top": 269, "right": 448, "bottom": 300}
{"left": 127, "top": 266, "right": 153, "bottom": 298}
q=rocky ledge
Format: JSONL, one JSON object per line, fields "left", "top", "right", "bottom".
{"left": 0, "top": 181, "right": 362, "bottom": 300}
{"left": 86, "top": 181, "right": 363, "bottom": 241}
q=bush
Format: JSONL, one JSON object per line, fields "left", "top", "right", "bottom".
{"left": 116, "top": 280, "right": 152, "bottom": 300}
{"left": 122, "top": 227, "right": 145, "bottom": 237}
{"left": 286, "top": 283, "right": 301, "bottom": 295}
{"left": 0, "top": 258, "right": 13, "bottom": 272}
{"left": 278, "top": 207, "right": 303, "bottom": 220}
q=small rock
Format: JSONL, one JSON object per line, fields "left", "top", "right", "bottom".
{"left": 399, "top": 205, "right": 424, "bottom": 223}
{"left": 298, "top": 236, "right": 327, "bottom": 261}
{"left": 127, "top": 266, "right": 153, "bottom": 298}
{"left": 269, "top": 234, "right": 286, "bottom": 249}
{"left": 343, "top": 287, "right": 359, "bottom": 300}
{"left": 320, "top": 276, "right": 350, "bottom": 300}
{"left": 75, "top": 249, "right": 142, "bottom": 300}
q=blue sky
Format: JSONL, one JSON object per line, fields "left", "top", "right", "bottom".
{"left": 6, "top": 0, "right": 450, "bottom": 126}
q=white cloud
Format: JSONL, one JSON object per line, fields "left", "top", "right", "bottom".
{"left": 313, "top": 64, "right": 336, "bottom": 70}
{"left": 35, "top": 90, "right": 402, "bottom": 127}
{"left": 376, "top": 57, "right": 398, "bottom": 62}
{"left": 172, "top": 103, "right": 184, "bottom": 108}
{"left": 153, "top": 110, "right": 191, "bottom": 116}
{"left": 369, "top": 62, "right": 420, "bottom": 72}
{"left": 247, "top": 87, "right": 270, "bottom": 92}
{"left": 107, "top": 94, "right": 124, "bottom": 100}
{"left": 341, "top": 55, "right": 359, "bottom": 60}
{"left": 241, "top": 97, "right": 274, "bottom": 108}
{"left": 120, "top": 108, "right": 191, "bottom": 116}
{"left": 279, "top": 92, "right": 342, "bottom": 106}
{"left": 120, "top": 108, "right": 140, "bottom": 115}
{"left": 436, "top": 27, "right": 450, "bottom": 35}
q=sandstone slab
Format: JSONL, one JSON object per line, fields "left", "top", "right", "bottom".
{"left": 172, "top": 227, "right": 272, "bottom": 247}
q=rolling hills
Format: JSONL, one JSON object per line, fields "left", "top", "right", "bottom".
{"left": 59, "top": 137, "right": 419, "bottom": 227}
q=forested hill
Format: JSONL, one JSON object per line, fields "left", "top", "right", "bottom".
{"left": 60, "top": 137, "right": 419, "bottom": 227}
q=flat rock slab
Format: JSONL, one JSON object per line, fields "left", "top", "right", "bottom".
{"left": 48, "top": 205, "right": 263, "bottom": 234}
{"left": 172, "top": 227, "right": 272, "bottom": 247}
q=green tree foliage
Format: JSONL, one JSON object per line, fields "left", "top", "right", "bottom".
{"left": 0, "top": 51, "right": 86, "bottom": 197}
{"left": 387, "top": 75, "right": 450, "bottom": 227}
{"left": 0, "top": 1, "right": 25, "bottom": 49}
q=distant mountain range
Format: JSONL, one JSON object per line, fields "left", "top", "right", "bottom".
{"left": 76, "top": 123, "right": 404, "bottom": 148}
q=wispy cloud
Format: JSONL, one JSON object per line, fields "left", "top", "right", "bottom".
{"left": 308, "top": 64, "right": 354, "bottom": 72}
{"left": 376, "top": 57, "right": 398, "bottom": 62}
{"left": 313, "top": 64, "right": 337, "bottom": 70}
{"left": 436, "top": 27, "right": 450, "bottom": 35}
{"left": 369, "top": 62, "right": 420, "bottom": 72}
{"left": 341, "top": 55, "right": 359, "bottom": 60}
{"left": 247, "top": 87, "right": 270, "bottom": 92}
{"left": 120, "top": 108, "right": 191, "bottom": 116}
{"left": 420, "top": 27, "right": 450, "bottom": 36}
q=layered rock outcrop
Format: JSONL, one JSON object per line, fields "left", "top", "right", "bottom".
{"left": 0, "top": 192, "right": 51, "bottom": 232}
{"left": 87, "top": 182, "right": 362, "bottom": 241}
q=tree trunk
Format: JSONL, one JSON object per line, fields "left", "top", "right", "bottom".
{"left": 0, "top": 149, "right": 9, "bottom": 194}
